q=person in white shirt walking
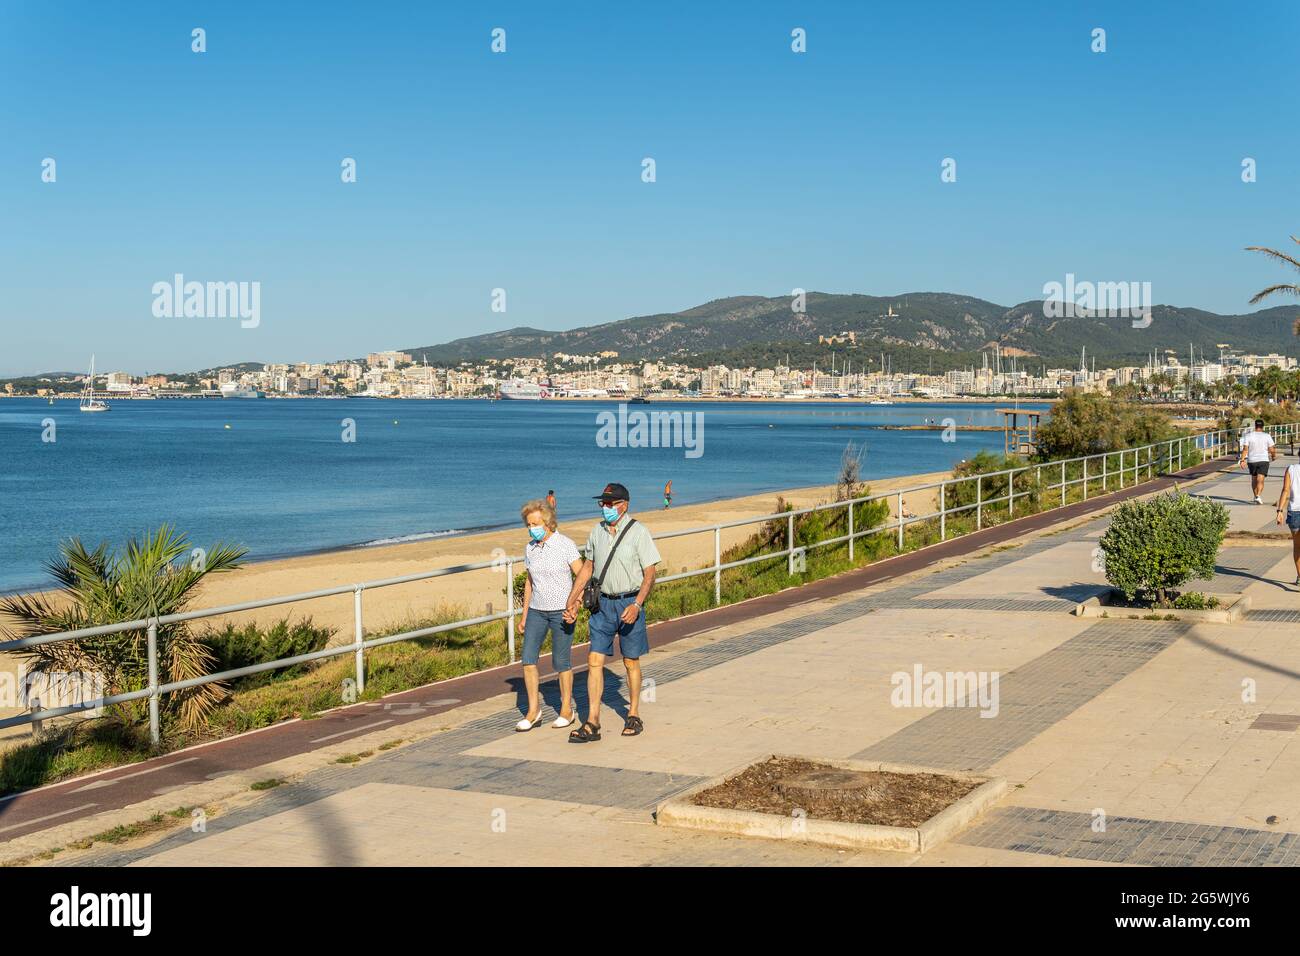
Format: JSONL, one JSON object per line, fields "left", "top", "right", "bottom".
{"left": 1275, "top": 461, "right": 1300, "bottom": 586}
{"left": 1239, "top": 419, "right": 1277, "bottom": 504}
{"left": 515, "top": 499, "right": 584, "bottom": 731}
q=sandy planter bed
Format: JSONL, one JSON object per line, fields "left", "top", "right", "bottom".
{"left": 656, "top": 755, "right": 1007, "bottom": 853}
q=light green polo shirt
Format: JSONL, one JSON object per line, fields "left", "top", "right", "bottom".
{"left": 583, "top": 517, "right": 662, "bottom": 595}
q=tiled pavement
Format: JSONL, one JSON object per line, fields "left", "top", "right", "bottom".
{"left": 855, "top": 620, "right": 1190, "bottom": 770}
{"left": 69, "top": 462, "right": 1300, "bottom": 866}
{"left": 957, "top": 805, "right": 1300, "bottom": 867}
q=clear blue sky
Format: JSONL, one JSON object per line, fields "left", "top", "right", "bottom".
{"left": 2, "top": 0, "right": 1297, "bottom": 376}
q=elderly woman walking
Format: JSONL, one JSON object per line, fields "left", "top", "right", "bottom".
{"left": 515, "top": 498, "right": 584, "bottom": 731}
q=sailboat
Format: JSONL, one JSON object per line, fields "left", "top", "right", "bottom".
{"left": 79, "top": 355, "right": 109, "bottom": 412}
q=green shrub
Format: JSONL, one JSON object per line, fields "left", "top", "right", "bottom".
{"left": 1172, "top": 591, "right": 1220, "bottom": 610}
{"left": 947, "top": 451, "right": 1029, "bottom": 504}
{"left": 1099, "top": 493, "right": 1229, "bottom": 604}
{"left": 1037, "top": 390, "right": 1179, "bottom": 459}
{"left": 202, "top": 618, "right": 334, "bottom": 689}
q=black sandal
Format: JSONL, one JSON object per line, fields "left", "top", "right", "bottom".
{"left": 568, "top": 720, "right": 601, "bottom": 743}
{"left": 622, "top": 715, "right": 644, "bottom": 737}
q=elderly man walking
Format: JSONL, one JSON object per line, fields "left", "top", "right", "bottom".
{"left": 564, "top": 482, "right": 660, "bottom": 742}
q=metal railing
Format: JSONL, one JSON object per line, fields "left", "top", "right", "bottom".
{"left": 3, "top": 421, "right": 1294, "bottom": 745}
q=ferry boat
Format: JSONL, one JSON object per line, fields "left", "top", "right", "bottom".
{"left": 219, "top": 383, "right": 265, "bottom": 399}
{"left": 498, "top": 380, "right": 547, "bottom": 400}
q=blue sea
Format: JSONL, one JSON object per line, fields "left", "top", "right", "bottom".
{"left": 0, "top": 398, "right": 1046, "bottom": 593}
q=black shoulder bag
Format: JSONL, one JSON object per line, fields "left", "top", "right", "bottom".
{"left": 583, "top": 518, "right": 637, "bottom": 612}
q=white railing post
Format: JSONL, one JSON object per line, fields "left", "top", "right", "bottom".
{"left": 897, "top": 491, "right": 905, "bottom": 549}
{"left": 353, "top": 585, "right": 366, "bottom": 693}
{"left": 1102, "top": 454, "right": 1107, "bottom": 492}
{"left": 1061, "top": 461, "right": 1066, "bottom": 506}
{"left": 787, "top": 512, "right": 795, "bottom": 574}
{"left": 940, "top": 482, "right": 946, "bottom": 540}
{"left": 976, "top": 476, "right": 983, "bottom": 531}
{"left": 506, "top": 560, "right": 516, "bottom": 663}
{"left": 1009, "top": 469, "right": 1016, "bottom": 516}
{"left": 147, "top": 619, "right": 160, "bottom": 747}
{"left": 714, "top": 527, "right": 722, "bottom": 604}
{"left": 847, "top": 500, "right": 854, "bottom": 562}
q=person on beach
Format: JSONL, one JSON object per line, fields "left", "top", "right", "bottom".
{"left": 1276, "top": 462, "right": 1300, "bottom": 587}
{"left": 1239, "top": 419, "right": 1276, "bottom": 504}
{"left": 565, "top": 482, "right": 660, "bottom": 742}
{"left": 515, "top": 499, "right": 584, "bottom": 731}
{"left": 663, "top": 480, "right": 672, "bottom": 509}
{"left": 546, "top": 489, "right": 556, "bottom": 511}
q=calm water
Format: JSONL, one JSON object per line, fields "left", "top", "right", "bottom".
{"left": 0, "top": 398, "right": 1045, "bottom": 593}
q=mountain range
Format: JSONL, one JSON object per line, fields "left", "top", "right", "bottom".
{"left": 403, "top": 293, "right": 1300, "bottom": 371}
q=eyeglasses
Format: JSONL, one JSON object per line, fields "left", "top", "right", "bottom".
{"left": 598, "top": 500, "right": 625, "bottom": 507}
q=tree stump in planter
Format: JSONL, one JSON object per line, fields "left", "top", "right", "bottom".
{"left": 775, "top": 769, "right": 896, "bottom": 805}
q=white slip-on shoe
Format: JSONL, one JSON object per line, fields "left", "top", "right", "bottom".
{"left": 515, "top": 714, "right": 542, "bottom": 732}
{"left": 552, "top": 708, "right": 578, "bottom": 729}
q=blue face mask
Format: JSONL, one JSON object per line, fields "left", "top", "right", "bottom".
{"left": 602, "top": 506, "right": 621, "bottom": 524}
{"left": 528, "top": 526, "right": 546, "bottom": 542}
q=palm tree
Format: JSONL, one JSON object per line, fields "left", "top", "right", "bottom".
{"left": 1246, "top": 235, "right": 1300, "bottom": 333}
{"left": 0, "top": 526, "right": 246, "bottom": 734}
{"left": 1250, "top": 365, "right": 1289, "bottom": 403}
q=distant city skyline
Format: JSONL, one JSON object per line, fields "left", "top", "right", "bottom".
{"left": 3, "top": 1, "right": 1298, "bottom": 377}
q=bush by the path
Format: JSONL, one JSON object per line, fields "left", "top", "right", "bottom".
{"left": 1099, "top": 493, "right": 1229, "bottom": 605}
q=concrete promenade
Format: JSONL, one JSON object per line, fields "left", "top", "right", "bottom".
{"left": 10, "top": 454, "right": 1300, "bottom": 867}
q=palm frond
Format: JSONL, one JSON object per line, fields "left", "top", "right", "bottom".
{"left": 1246, "top": 245, "right": 1300, "bottom": 275}
{"left": 1248, "top": 284, "right": 1300, "bottom": 305}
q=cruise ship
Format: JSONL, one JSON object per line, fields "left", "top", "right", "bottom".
{"left": 219, "top": 382, "right": 265, "bottom": 399}
{"left": 498, "top": 380, "right": 547, "bottom": 400}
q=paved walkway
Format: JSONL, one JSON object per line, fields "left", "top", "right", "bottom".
{"left": 14, "top": 454, "right": 1300, "bottom": 866}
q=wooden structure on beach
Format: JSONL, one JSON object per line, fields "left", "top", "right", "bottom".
{"left": 1000, "top": 408, "right": 1042, "bottom": 456}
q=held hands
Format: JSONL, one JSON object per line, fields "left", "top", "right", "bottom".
{"left": 620, "top": 602, "right": 641, "bottom": 625}
{"left": 563, "top": 601, "right": 579, "bottom": 624}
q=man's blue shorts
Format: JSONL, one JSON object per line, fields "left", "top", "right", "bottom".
{"left": 588, "top": 593, "right": 649, "bottom": 659}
